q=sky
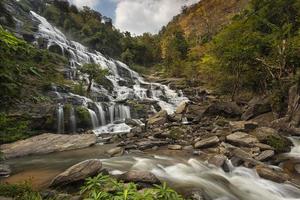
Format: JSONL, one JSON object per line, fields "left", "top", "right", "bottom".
{"left": 69, "top": 0, "right": 200, "bottom": 35}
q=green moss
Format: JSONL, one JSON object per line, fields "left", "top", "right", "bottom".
{"left": 76, "top": 106, "right": 91, "bottom": 128}
{"left": 266, "top": 135, "right": 289, "bottom": 153}
{"left": 169, "top": 127, "right": 185, "bottom": 140}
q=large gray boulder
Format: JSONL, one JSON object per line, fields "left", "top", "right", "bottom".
{"left": 226, "top": 132, "right": 259, "bottom": 147}
{"left": 50, "top": 159, "right": 102, "bottom": 187}
{"left": 256, "top": 165, "right": 290, "bottom": 183}
{"left": 0, "top": 133, "right": 97, "bottom": 159}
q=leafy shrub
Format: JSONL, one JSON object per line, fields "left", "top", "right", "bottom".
{"left": 0, "top": 182, "right": 41, "bottom": 200}
{"left": 0, "top": 113, "right": 30, "bottom": 143}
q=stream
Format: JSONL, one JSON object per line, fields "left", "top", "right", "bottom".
{"left": 2, "top": 142, "right": 300, "bottom": 200}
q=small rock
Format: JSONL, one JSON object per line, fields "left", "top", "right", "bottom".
{"left": 107, "top": 147, "right": 124, "bottom": 157}
{"left": 183, "top": 145, "right": 194, "bottom": 151}
{"left": 255, "top": 143, "right": 274, "bottom": 151}
{"left": 118, "top": 171, "right": 160, "bottom": 185}
{"left": 226, "top": 132, "right": 259, "bottom": 147}
{"left": 256, "top": 165, "right": 290, "bottom": 183}
{"left": 50, "top": 159, "right": 102, "bottom": 187}
{"left": 175, "top": 101, "right": 188, "bottom": 114}
{"left": 194, "top": 136, "right": 219, "bottom": 149}
{"left": 255, "top": 150, "right": 274, "bottom": 161}
{"left": 147, "top": 110, "right": 168, "bottom": 127}
{"left": 168, "top": 145, "right": 182, "bottom": 150}
{"left": 229, "top": 121, "right": 258, "bottom": 132}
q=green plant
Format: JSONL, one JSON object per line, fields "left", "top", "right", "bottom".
{"left": 80, "top": 173, "right": 111, "bottom": 195}
{"left": 85, "top": 190, "right": 111, "bottom": 200}
{"left": 154, "top": 182, "right": 183, "bottom": 200}
{"left": 0, "top": 182, "right": 41, "bottom": 200}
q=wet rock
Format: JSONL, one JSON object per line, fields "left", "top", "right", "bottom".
{"left": 168, "top": 145, "right": 182, "bottom": 150}
{"left": 0, "top": 164, "right": 11, "bottom": 177}
{"left": 204, "top": 102, "right": 242, "bottom": 118}
{"left": 107, "top": 147, "right": 124, "bottom": 157}
{"left": 0, "top": 133, "right": 97, "bottom": 159}
{"left": 183, "top": 145, "right": 194, "bottom": 151}
{"left": 147, "top": 110, "right": 168, "bottom": 127}
{"left": 256, "top": 165, "right": 290, "bottom": 183}
{"left": 118, "top": 171, "right": 160, "bottom": 185}
{"left": 226, "top": 132, "right": 259, "bottom": 147}
{"left": 185, "top": 104, "right": 207, "bottom": 121}
{"left": 255, "top": 150, "right": 274, "bottom": 161}
{"left": 242, "top": 96, "right": 272, "bottom": 120}
{"left": 229, "top": 121, "right": 258, "bottom": 132}
{"left": 255, "top": 143, "right": 274, "bottom": 151}
{"left": 232, "top": 148, "right": 262, "bottom": 166}
{"left": 194, "top": 136, "right": 220, "bottom": 149}
{"left": 208, "top": 155, "right": 227, "bottom": 168}
{"left": 50, "top": 159, "right": 102, "bottom": 187}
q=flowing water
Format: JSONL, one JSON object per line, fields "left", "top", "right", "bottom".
{"left": 56, "top": 104, "right": 64, "bottom": 134}
{"left": 69, "top": 106, "right": 76, "bottom": 133}
{"left": 30, "top": 11, "right": 188, "bottom": 134}
{"left": 2, "top": 147, "right": 300, "bottom": 200}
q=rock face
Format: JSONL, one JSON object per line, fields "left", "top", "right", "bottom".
{"left": 147, "top": 110, "right": 168, "bottom": 127}
{"left": 118, "top": 171, "right": 160, "bottom": 185}
{"left": 0, "top": 133, "right": 97, "bottom": 159}
{"left": 204, "top": 102, "right": 242, "bottom": 118}
{"left": 194, "top": 136, "right": 219, "bottom": 148}
{"left": 50, "top": 159, "right": 102, "bottom": 187}
{"left": 242, "top": 96, "right": 272, "bottom": 120}
{"left": 226, "top": 132, "right": 259, "bottom": 147}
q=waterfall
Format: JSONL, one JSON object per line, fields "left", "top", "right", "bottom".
{"left": 57, "top": 104, "right": 64, "bottom": 134}
{"left": 287, "top": 137, "right": 300, "bottom": 157}
{"left": 88, "top": 109, "right": 99, "bottom": 129}
{"left": 119, "top": 105, "right": 131, "bottom": 120}
{"left": 95, "top": 103, "right": 106, "bottom": 126}
{"left": 109, "top": 105, "right": 115, "bottom": 124}
{"left": 69, "top": 106, "right": 76, "bottom": 133}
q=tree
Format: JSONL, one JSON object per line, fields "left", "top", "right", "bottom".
{"left": 80, "top": 63, "right": 109, "bottom": 94}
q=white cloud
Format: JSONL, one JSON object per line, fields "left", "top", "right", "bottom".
{"left": 114, "top": 0, "right": 200, "bottom": 35}
{"left": 69, "top": 0, "right": 99, "bottom": 8}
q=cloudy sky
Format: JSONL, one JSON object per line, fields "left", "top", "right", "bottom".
{"left": 69, "top": 0, "right": 200, "bottom": 35}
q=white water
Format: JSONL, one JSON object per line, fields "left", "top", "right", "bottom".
{"left": 95, "top": 103, "right": 106, "bottom": 126}
{"left": 57, "top": 104, "right": 64, "bottom": 134}
{"left": 88, "top": 109, "right": 99, "bottom": 129}
{"left": 30, "top": 11, "right": 188, "bottom": 134}
{"left": 102, "top": 156, "right": 300, "bottom": 200}
{"left": 288, "top": 137, "right": 300, "bottom": 158}
{"left": 69, "top": 106, "right": 76, "bottom": 133}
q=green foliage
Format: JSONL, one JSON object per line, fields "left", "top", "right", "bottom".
{"left": 76, "top": 106, "right": 92, "bottom": 128}
{"left": 266, "top": 135, "right": 288, "bottom": 153}
{"left": 80, "top": 174, "right": 184, "bottom": 200}
{"left": 206, "top": 0, "right": 300, "bottom": 97}
{"left": 0, "top": 113, "right": 30, "bottom": 144}
{"left": 79, "top": 63, "right": 109, "bottom": 93}
{"left": 0, "top": 26, "right": 67, "bottom": 108}
{"left": 0, "top": 182, "right": 41, "bottom": 200}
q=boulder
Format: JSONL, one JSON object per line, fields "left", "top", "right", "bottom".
{"left": 226, "top": 132, "right": 259, "bottom": 147}
{"left": 118, "top": 171, "right": 160, "bottom": 185}
{"left": 0, "top": 164, "right": 11, "bottom": 177}
{"left": 232, "top": 148, "right": 262, "bottom": 166}
{"left": 252, "top": 127, "right": 291, "bottom": 153}
{"left": 50, "top": 159, "right": 102, "bottom": 187}
{"left": 168, "top": 145, "right": 182, "bottom": 150}
{"left": 194, "top": 136, "right": 219, "bottom": 149}
{"left": 147, "top": 110, "right": 168, "bottom": 127}
{"left": 0, "top": 133, "right": 97, "bottom": 159}
{"left": 255, "top": 143, "right": 274, "bottom": 151}
{"left": 242, "top": 96, "right": 272, "bottom": 120}
{"left": 107, "top": 147, "right": 124, "bottom": 157}
{"left": 203, "top": 102, "right": 242, "bottom": 118}
{"left": 229, "top": 121, "right": 258, "bottom": 132}
{"left": 256, "top": 165, "right": 290, "bottom": 183}
{"left": 175, "top": 101, "right": 189, "bottom": 114}
{"left": 255, "top": 150, "right": 274, "bottom": 161}
{"left": 137, "top": 140, "right": 169, "bottom": 150}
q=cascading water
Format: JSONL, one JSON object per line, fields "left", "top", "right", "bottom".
{"left": 69, "top": 106, "right": 76, "bottom": 133}
{"left": 102, "top": 155, "right": 300, "bottom": 200}
{"left": 57, "top": 104, "right": 64, "bottom": 134}
{"left": 287, "top": 137, "right": 300, "bottom": 158}
{"left": 95, "top": 103, "right": 106, "bottom": 126}
{"left": 30, "top": 11, "right": 188, "bottom": 134}
{"left": 88, "top": 109, "right": 99, "bottom": 129}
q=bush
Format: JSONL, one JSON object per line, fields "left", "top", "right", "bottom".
{"left": 0, "top": 182, "right": 41, "bottom": 200}
{"left": 0, "top": 113, "right": 30, "bottom": 143}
